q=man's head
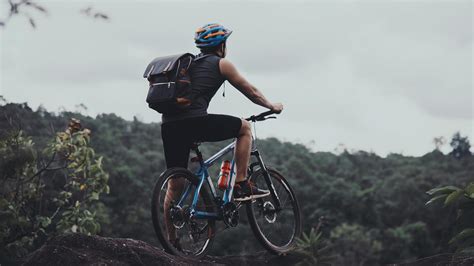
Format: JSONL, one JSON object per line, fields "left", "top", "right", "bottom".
{"left": 194, "top": 23, "right": 232, "bottom": 57}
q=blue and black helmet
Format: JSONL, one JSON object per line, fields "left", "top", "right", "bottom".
{"left": 194, "top": 23, "right": 232, "bottom": 48}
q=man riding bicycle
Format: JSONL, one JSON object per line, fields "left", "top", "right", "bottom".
{"left": 161, "top": 23, "right": 283, "bottom": 207}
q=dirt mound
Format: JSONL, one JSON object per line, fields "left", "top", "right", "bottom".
{"left": 21, "top": 233, "right": 210, "bottom": 266}
{"left": 21, "top": 233, "right": 299, "bottom": 266}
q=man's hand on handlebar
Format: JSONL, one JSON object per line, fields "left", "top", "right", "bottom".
{"left": 270, "top": 103, "right": 283, "bottom": 114}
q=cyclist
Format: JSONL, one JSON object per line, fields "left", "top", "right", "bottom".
{"left": 161, "top": 23, "right": 283, "bottom": 205}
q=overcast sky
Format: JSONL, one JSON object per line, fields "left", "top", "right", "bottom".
{"left": 1, "top": 0, "right": 472, "bottom": 156}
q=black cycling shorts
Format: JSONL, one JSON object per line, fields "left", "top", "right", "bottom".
{"left": 161, "top": 114, "right": 242, "bottom": 168}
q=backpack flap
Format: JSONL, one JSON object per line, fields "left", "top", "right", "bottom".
{"left": 143, "top": 53, "right": 194, "bottom": 78}
{"left": 143, "top": 53, "right": 195, "bottom": 114}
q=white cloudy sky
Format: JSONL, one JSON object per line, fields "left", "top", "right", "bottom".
{"left": 0, "top": 0, "right": 472, "bottom": 156}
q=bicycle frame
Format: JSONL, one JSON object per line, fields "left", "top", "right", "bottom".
{"left": 175, "top": 140, "right": 236, "bottom": 220}
{"left": 175, "top": 136, "right": 282, "bottom": 221}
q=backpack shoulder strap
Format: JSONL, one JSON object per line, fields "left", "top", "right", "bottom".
{"left": 193, "top": 53, "right": 213, "bottom": 62}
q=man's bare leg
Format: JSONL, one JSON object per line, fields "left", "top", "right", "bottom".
{"left": 235, "top": 119, "right": 252, "bottom": 182}
{"left": 163, "top": 178, "right": 185, "bottom": 243}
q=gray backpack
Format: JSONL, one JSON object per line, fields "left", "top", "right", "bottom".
{"left": 143, "top": 53, "right": 210, "bottom": 114}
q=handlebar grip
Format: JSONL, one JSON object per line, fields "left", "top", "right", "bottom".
{"left": 260, "top": 110, "right": 276, "bottom": 117}
{"left": 245, "top": 110, "right": 278, "bottom": 121}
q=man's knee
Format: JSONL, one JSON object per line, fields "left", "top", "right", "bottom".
{"left": 239, "top": 119, "right": 251, "bottom": 136}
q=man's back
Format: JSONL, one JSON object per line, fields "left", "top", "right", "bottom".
{"left": 162, "top": 54, "right": 224, "bottom": 124}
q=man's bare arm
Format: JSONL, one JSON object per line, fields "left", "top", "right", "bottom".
{"left": 219, "top": 58, "right": 283, "bottom": 113}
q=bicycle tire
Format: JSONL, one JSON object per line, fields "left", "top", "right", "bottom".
{"left": 246, "top": 167, "right": 302, "bottom": 254}
{"left": 151, "top": 167, "right": 216, "bottom": 257}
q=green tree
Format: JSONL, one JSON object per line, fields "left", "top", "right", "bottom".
{"left": 449, "top": 132, "right": 472, "bottom": 159}
{"left": 329, "top": 223, "right": 383, "bottom": 265}
{"left": 0, "top": 119, "right": 109, "bottom": 264}
{"left": 1, "top": 102, "right": 474, "bottom": 265}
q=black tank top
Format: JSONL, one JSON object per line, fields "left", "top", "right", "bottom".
{"left": 162, "top": 53, "right": 224, "bottom": 123}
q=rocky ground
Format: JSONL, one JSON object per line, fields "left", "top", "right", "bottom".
{"left": 19, "top": 233, "right": 474, "bottom": 265}
{"left": 20, "top": 233, "right": 301, "bottom": 266}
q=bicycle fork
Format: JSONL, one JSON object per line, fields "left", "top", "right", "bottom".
{"left": 251, "top": 150, "right": 282, "bottom": 210}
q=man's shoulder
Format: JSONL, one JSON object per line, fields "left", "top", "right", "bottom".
{"left": 218, "top": 58, "right": 237, "bottom": 77}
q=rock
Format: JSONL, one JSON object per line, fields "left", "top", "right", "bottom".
{"left": 21, "top": 233, "right": 215, "bottom": 266}
{"left": 395, "top": 253, "right": 474, "bottom": 266}
{"left": 20, "top": 233, "right": 300, "bottom": 266}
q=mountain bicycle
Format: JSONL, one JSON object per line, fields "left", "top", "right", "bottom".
{"left": 151, "top": 110, "right": 302, "bottom": 257}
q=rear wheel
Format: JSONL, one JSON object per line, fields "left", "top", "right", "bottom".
{"left": 151, "top": 167, "right": 216, "bottom": 257}
{"left": 246, "top": 167, "right": 302, "bottom": 254}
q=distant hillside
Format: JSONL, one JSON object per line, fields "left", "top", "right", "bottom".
{"left": 1, "top": 102, "right": 473, "bottom": 265}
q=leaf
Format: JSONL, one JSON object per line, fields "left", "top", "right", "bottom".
{"left": 457, "top": 245, "right": 474, "bottom": 254}
{"left": 81, "top": 7, "right": 92, "bottom": 15}
{"left": 31, "top": 3, "right": 47, "bottom": 13}
{"left": 90, "top": 192, "right": 99, "bottom": 201}
{"left": 444, "top": 190, "right": 464, "bottom": 206}
{"left": 40, "top": 217, "right": 51, "bottom": 227}
{"left": 93, "top": 13, "right": 109, "bottom": 20}
{"left": 314, "top": 232, "right": 322, "bottom": 242}
{"left": 465, "top": 183, "right": 474, "bottom": 195}
{"left": 296, "top": 238, "right": 305, "bottom": 246}
{"left": 96, "top": 156, "right": 103, "bottom": 168}
{"left": 425, "top": 194, "right": 447, "bottom": 205}
{"left": 426, "top": 186, "right": 460, "bottom": 195}
{"left": 449, "top": 228, "right": 474, "bottom": 244}
{"left": 28, "top": 18, "right": 36, "bottom": 29}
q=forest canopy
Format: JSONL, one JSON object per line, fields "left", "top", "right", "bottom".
{"left": 0, "top": 102, "right": 473, "bottom": 265}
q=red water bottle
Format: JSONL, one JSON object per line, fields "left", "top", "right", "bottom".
{"left": 218, "top": 160, "right": 231, "bottom": 190}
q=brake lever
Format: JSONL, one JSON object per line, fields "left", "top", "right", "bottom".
{"left": 256, "top": 116, "right": 277, "bottom": 121}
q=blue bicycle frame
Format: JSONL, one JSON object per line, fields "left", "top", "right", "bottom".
{"left": 176, "top": 140, "right": 238, "bottom": 220}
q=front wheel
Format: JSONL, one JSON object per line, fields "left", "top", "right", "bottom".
{"left": 246, "top": 167, "right": 302, "bottom": 254}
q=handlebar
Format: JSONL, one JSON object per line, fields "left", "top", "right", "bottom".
{"left": 245, "top": 110, "right": 279, "bottom": 122}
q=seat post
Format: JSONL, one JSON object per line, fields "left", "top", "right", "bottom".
{"left": 190, "top": 143, "right": 204, "bottom": 164}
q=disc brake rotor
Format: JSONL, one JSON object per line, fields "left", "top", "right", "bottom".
{"left": 263, "top": 201, "right": 277, "bottom": 223}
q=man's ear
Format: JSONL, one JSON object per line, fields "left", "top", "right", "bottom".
{"left": 221, "top": 42, "right": 227, "bottom": 57}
